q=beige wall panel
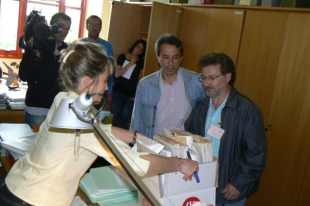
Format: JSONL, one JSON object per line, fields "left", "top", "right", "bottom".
{"left": 234, "top": 10, "right": 289, "bottom": 125}
{"left": 143, "top": 2, "right": 183, "bottom": 77}
{"left": 246, "top": 13, "right": 310, "bottom": 206}
{"left": 100, "top": 0, "right": 112, "bottom": 40}
{"left": 108, "top": 2, "right": 144, "bottom": 58}
{"left": 180, "top": 8, "right": 211, "bottom": 72}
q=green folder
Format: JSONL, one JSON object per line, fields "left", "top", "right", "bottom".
{"left": 90, "top": 165, "right": 136, "bottom": 191}
{"left": 79, "top": 180, "right": 137, "bottom": 204}
{"left": 79, "top": 166, "right": 138, "bottom": 204}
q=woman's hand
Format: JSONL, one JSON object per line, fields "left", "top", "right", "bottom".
{"left": 130, "top": 55, "right": 139, "bottom": 65}
{"left": 115, "top": 54, "right": 139, "bottom": 78}
{"left": 179, "top": 158, "right": 199, "bottom": 181}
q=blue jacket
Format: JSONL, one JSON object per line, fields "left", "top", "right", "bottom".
{"left": 130, "top": 67, "right": 206, "bottom": 139}
{"left": 185, "top": 87, "right": 267, "bottom": 204}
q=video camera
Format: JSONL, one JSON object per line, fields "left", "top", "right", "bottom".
{"left": 19, "top": 10, "right": 63, "bottom": 53}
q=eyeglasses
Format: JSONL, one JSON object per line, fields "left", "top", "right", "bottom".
{"left": 87, "top": 23, "right": 101, "bottom": 28}
{"left": 57, "top": 23, "right": 71, "bottom": 32}
{"left": 61, "top": 27, "right": 71, "bottom": 32}
{"left": 198, "top": 74, "right": 224, "bottom": 82}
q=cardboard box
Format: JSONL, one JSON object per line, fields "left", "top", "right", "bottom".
{"left": 161, "top": 187, "right": 215, "bottom": 206}
{"left": 138, "top": 161, "right": 217, "bottom": 205}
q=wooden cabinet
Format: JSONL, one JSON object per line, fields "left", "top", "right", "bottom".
{"left": 180, "top": 7, "right": 244, "bottom": 72}
{"left": 245, "top": 12, "right": 310, "bottom": 206}
{"left": 144, "top": 3, "right": 245, "bottom": 74}
{"left": 107, "top": 1, "right": 152, "bottom": 59}
{"left": 234, "top": 10, "right": 289, "bottom": 125}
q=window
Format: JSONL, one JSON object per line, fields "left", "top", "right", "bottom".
{"left": 0, "top": 0, "right": 22, "bottom": 57}
{"left": 0, "top": 0, "right": 87, "bottom": 59}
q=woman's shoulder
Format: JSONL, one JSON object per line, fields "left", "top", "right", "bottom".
{"left": 54, "top": 91, "right": 78, "bottom": 103}
{"left": 117, "top": 53, "right": 127, "bottom": 61}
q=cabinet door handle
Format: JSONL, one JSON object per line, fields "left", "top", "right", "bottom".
{"left": 265, "top": 124, "right": 272, "bottom": 131}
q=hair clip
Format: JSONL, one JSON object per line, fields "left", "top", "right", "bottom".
{"left": 63, "top": 50, "right": 75, "bottom": 63}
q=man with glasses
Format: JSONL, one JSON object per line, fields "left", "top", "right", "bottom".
{"left": 19, "top": 12, "right": 71, "bottom": 129}
{"left": 80, "top": 15, "right": 113, "bottom": 102}
{"left": 185, "top": 52, "right": 267, "bottom": 206}
{"left": 130, "top": 34, "right": 206, "bottom": 139}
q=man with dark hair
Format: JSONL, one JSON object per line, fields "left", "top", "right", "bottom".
{"left": 130, "top": 33, "right": 206, "bottom": 139}
{"left": 19, "top": 12, "right": 71, "bottom": 129}
{"left": 50, "top": 12, "right": 71, "bottom": 25}
{"left": 80, "top": 15, "right": 114, "bottom": 101}
{"left": 185, "top": 52, "right": 267, "bottom": 206}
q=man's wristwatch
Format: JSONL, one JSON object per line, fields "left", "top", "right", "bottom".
{"left": 130, "top": 130, "right": 138, "bottom": 146}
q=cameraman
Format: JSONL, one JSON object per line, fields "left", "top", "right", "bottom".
{"left": 19, "top": 12, "right": 71, "bottom": 129}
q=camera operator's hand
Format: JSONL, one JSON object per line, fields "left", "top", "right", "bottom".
{"left": 28, "top": 37, "right": 41, "bottom": 58}
{"left": 54, "top": 47, "right": 60, "bottom": 57}
{"left": 51, "top": 37, "right": 60, "bottom": 56}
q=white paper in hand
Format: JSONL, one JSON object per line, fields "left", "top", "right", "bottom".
{"left": 122, "top": 60, "right": 136, "bottom": 79}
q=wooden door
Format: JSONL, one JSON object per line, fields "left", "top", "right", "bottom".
{"left": 299, "top": 158, "right": 310, "bottom": 205}
{"left": 234, "top": 10, "right": 289, "bottom": 125}
{"left": 246, "top": 12, "right": 310, "bottom": 206}
{"left": 143, "top": 2, "right": 183, "bottom": 77}
{"left": 180, "top": 8, "right": 244, "bottom": 73}
{"left": 205, "top": 8, "right": 244, "bottom": 64}
{"left": 108, "top": 2, "right": 145, "bottom": 58}
{"left": 179, "top": 7, "right": 212, "bottom": 72}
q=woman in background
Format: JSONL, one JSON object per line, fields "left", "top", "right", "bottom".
{"left": 0, "top": 41, "right": 198, "bottom": 206}
{"left": 111, "top": 39, "right": 146, "bottom": 129}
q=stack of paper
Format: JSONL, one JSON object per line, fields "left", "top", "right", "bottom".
{"left": 0, "top": 93, "right": 7, "bottom": 110}
{"left": 7, "top": 101, "right": 26, "bottom": 110}
{"left": 79, "top": 165, "right": 138, "bottom": 206}
{"left": 0, "top": 123, "right": 35, "bottom": 160}
{"left": 0, "top": 123, "right": 33, "bottom": 142}
{"left": 5, "top": 89, "right": 26, "bottom": 110}
{"left": 1, "top": 133, "right": 37, "bottom": 159}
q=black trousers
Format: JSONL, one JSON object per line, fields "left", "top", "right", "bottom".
{"left": 0, "top": 176, "right": 33, "bottom": 206}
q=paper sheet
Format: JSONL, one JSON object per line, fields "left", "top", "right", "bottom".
{"left": 122, "top": 60, "right": 136, "bottom": 79}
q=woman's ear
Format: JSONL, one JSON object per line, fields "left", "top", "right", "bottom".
{"left": 84, "top": 76, "right": 94, "bottom": 87}
{"left": 78, "top": 76, "right": 93, "bottom": 93}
